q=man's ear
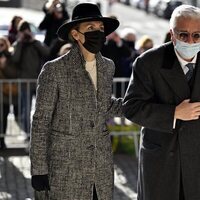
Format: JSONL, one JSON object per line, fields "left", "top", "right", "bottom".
{"left": 71, "top": 29, "right": 79, "bottom": 41}
{"left": 170, "top": 29, "right": 175, "bottom": 43}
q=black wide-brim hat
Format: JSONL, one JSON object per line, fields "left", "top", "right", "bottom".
{"left": 57, "top": 3, "right": 119, "bottom": 41}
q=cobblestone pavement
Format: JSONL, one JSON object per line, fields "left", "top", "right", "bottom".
{"left": 0, "top": 149, "right": 138, "bottom": 200}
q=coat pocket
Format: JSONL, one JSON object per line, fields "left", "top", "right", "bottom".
{"left": 142, "top": 139, "right": 161, "bottom": 152}
{"left": 50, "top": 128, "right": 75, "bottom": 139}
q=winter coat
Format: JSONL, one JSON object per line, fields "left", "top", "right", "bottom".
{"left": 122, "top": 42, "right": 200, "bottom": 200}
{"left": 0, "top": 52, "right": 18, "bottom": 105}
{"left": 30, "top": 44, "right": 122, "bottom": 200}
{"left": 12, "top": 39, "right": 50, "bottom": 79}
{"left": 38, "top": 11, "right": 69, "bottom": 46}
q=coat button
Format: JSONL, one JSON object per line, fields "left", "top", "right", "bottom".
{"left": 169, "top": 151, "right": 174, "bottom": 156}
{"left": 90, "top": 121, "right": 95, "bottom": 128}
{"left": 87, "top": 145, "right": 95, "bottom": 150}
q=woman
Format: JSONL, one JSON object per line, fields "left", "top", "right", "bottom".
{"left": 8, "top": 15, "right": 23, "bottom": 44}
{"left": 30, "top": 3, "right": 122, "bottom": 200}
{"left": 0, "top": 36, "right": 18, "bottom": 149}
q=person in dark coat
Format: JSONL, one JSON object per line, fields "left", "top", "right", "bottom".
{"left": 12, "top": 20, "right": 50, "bottom": 136}
{"left": 30, "top": 3, "right": 122, "bottom": 200}
{"left": 42, "top": 0, "right": 66, "bottom": 14}
{"left": 8, "top": 15, "right": 23, "bottom": 44}
{"left": 120, "top": 27, "right": 140, "bottom": 78}
{"left": 101, "top": 27, "right": 131, "bottom": 97}
{"left": 122, "top": 5, "right": 200, "bottom": 200}
{"left": 0, "top": 36, "right": 18, "bottom": 149}
{"left": 38, "top": 0, "right": 69, "bottom": 46}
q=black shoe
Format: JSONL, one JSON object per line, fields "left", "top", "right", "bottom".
{"left": 0, "top": 140, "right": 6, "bottom": 150}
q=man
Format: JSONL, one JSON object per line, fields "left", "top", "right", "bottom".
{"left": 30, "top": 3, "right": 122, "bottom": 200}
{"left": 122, "top": 5, "right": 200, "bottom": 200}
{"left": 38, "top": 0, "right": 69, "bottom": 46}
{"left": 12, "top": 20, "right": 49, "bottom": 137}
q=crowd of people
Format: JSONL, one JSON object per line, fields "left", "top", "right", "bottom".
{"left": 0, "top": 0, "right": 155, "bottom": 150}
{"left": 1, "top": 1, "right": 200, "bottom": 200}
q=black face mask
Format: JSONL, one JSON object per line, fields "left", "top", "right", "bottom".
{"left": 126, "top": 41, "right": 135, "bottom": 49}
{"left": 78, "top": 30, "right": 106, "bottom": 54}
{"left": 0, "top": 50, "right": 9, "bottom": 58}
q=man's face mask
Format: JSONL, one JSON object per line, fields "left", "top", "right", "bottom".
{"left": 77, "top": 30, "right": 106, "bottom": 54}
{"left": 175, "top": 39, "right": 200, "bottom": 60}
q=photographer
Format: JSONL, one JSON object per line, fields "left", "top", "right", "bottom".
{"left": 0, "top": 36, "right": 18, "bottom": 149}
{"left": 12, "top": 20, "right": 50, "bottom": 137}
{"left": 42, "top": 0, "right": 65, "bottom": 14}
{"left": 39, "top": 0, "right": 69, "bottom": 46}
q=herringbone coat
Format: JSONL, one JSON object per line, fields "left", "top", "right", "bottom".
{"left": 30, "top": 44, "right": 122, "bottom": 200}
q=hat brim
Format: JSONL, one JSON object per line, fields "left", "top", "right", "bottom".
{"left": 57, "top": 17, "right": 119, "bottom": 41}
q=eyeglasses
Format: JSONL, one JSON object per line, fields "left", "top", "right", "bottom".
{"left": 174, "top": 30, "right": 200, "bottom": 43}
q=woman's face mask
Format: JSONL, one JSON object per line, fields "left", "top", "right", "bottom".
{"left": 175, "top": 39, "right": 200, "bottom": 60}
{"left": 77, "top": 30, "right": 106, "bottom": 54}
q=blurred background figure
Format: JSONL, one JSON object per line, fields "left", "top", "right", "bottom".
{"left": 48, "top": 38, "right": 70, "bottom": 60}
{"left": 120, "top": 27, "right": 140, "bottom": 78}
{"left": 8, "top": 15, "right": 23, "bottom": 44}
{"left": 38, "top": 0, "right": 69, "bottom": 47}
{"left": 101, "top": 15, "right": 131, "bottom": 97}
{"left": 42, "top": 0, "right": 66, "bottom": 14}
{"left": 12, "top": 20, "right": 49, "bottom": 138}
{"left": 164, "top": 31, "right": 171, "bottom": 43}
{"left": 144, "top": 0, "right": 150, "bottom": 13}
{"left": 0, "top": 36, "right": 18, "bottom": 149}
{"left": 137, "top": 35, "right": 154, "bottom": 54}
{"left": 58, "top": 42, "right": 72, "bottom": 57}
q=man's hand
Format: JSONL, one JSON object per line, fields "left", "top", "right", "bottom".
{"left": 31, "top": 174, "right": 50, "bottom": 191}
{"left": 0, "top": 56, "right": 6, "bottom": 69}
{"left": 175, "top": 99, "right": 200, "bottom": 121}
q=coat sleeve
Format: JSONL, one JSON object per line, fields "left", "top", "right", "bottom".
{"left": 38, "top": 13, "right": 52, "bottom": 30}
{"left": 1, "top": 58, "right": 18, "bottom": 78}
{"left": 30, "top": 61, "right": 58, "bottom": 175}
{"left": 106, "top": 96, "right": 123, "bottom": 119}
{"left": 33, "top": 40, "right": 50, "bottom": 58}
{"left": 12, "top": 42, "right": 23, "bottom": 64}
{"left": 105, "top": 58, "right": 123, "bottom": 119}
{"left": 122, "top": 56, "right": 175, "bottom": 133}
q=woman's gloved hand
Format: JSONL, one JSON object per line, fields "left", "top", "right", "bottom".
{"left": 31, "top": 174, "right": 50, "bottom": 191}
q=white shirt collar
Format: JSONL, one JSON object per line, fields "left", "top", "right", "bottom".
{"left": 174, "top": 49, "right": 197, "bottom": 74}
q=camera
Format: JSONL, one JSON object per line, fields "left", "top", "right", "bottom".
{"left": 0, "top": 51, "right": 5, "bottom": 58}
{"left": 23, "top": 33, "right": 32, "bottom": 42}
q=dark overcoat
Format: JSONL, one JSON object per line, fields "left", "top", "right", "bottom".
{"left": 122, "top": 42, "right": 200, "bottom": 200}
{"left": 30, "top": 44, "right": 122, "bottom": 200}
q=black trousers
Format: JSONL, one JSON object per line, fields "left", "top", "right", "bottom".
{"left": 93, "top": 185, "right": 98, "bottom": 200}
{"left": 180, "top": 174, "right": 185, "bottom": 200}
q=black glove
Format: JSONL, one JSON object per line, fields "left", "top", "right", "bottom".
{"left": 31, "top": 174, "right": 50, "bottom": 191}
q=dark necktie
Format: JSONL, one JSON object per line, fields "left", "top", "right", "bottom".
{"left": 185, "top": 63, "right": 194, "bottom": 81}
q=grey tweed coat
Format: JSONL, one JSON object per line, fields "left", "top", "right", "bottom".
{"left": 30, "top": 44, "right": 122, "bottom": 200}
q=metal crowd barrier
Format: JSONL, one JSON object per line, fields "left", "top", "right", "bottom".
{"left": 112, "top": 77, "right": 140, "bottom": 157}
{"left": 0, "top": 79, "right": 37, "bottom": 148}
{"left": 0, "top": 78, "right": 140, "bottom": 156}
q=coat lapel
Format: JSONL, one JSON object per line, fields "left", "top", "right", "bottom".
{"left": 64, "top": 44, "right": 97, "bottom": 100}
{"left": 191, "top": 53, "right": 200, "bottom": 102}
{"left": 96, "top": 53, "right": 107, "bottom": 108}
{"left": 159, "top": 42, "right": 190, "bottom": 101}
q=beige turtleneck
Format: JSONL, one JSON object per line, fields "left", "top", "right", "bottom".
{"left": 85, "top": 59, "right": 97, "bottom": 90}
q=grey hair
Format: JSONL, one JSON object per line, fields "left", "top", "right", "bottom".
{"left": 169, "top": 5, "right": 200, "bottom": 29}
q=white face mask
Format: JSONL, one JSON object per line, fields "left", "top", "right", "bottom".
{"left": 175, "top": 39, "right": 200, "bottom": 60}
